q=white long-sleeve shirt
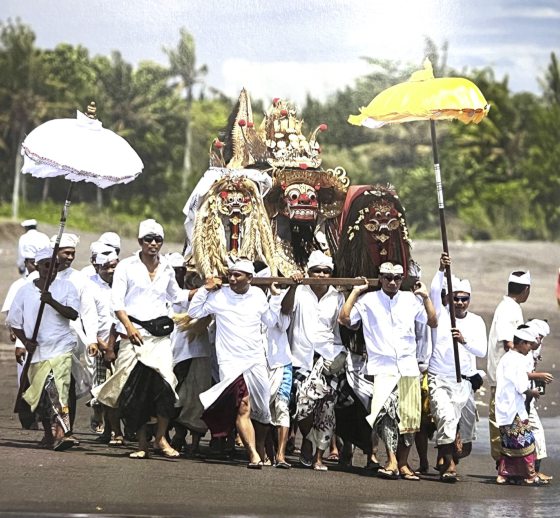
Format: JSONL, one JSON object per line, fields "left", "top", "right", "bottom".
{"left": 7, "top": 278, "right": 79, "bottom": 363}
{"left": 349, "top": 289, "right": 427, "bottom": 376}
{"left": 288, "top": 285, "right": 345, "bottom": 372}
{"left": 487, "top": 296, "right": 524, "bottom": 385}
{"left": 495, "top": 350, "right": 530, "bottom": 425}
{"left": 58, "top": 267, "right": 99, "bottom": 346}
{"left": 265, "top": 291, "right": 292, "bottom": 369}
{"left": 188, "top": 285, "right": 282, "bottom": 376}
{"left": 455, "top": 311, "right": 487, "bottom": 376}
{"left": 111, "top": 252, "right": 188, "bottom": 336}
{"left": 89, "top": 273, "right": 114, "bottom": 342}
{"left": 428, "top": 271, "right": 487, "bottom": 379}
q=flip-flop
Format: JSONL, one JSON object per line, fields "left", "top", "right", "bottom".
{"left": 275, "top": 461, "right": 291, "bottom": 469}
{"left": 247, "top": 461, "right": 263, "bottom": 470}
{"left": 109, "top": 436, "right": 125, "bottom": 446}
{"left": 129, "top": 450, "right": 149, "bottom": 459}
{"left": 53, "top": 437, "right": 75, "bottom": 452}
{"left": 440, "top": 472, "right": 458, "bottom": 483}
{"left": 400, "top": 472, "right": 421, "bottom": 481}
{"left": 155, "top": 447, "right": 180, "bottom": 459}
{"left": 377, "top": 467, "right": 400, "bottom": 480}
{"left": 326, "top": 453, "right": 340, "bottom": 462}
{"left": 313, "top": 464, "right": 328, "bottom": 471}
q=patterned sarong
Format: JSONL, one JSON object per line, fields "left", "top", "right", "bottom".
{"left": 498, "top": 414, "right": 537, "bottom": 480}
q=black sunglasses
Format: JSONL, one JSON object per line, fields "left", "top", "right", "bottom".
{"left": 142, "top": 235, "right": 163, "bottom": 244}
{"left": 454, "top": 295, "right": 470, "bottom": 302}
{"left": 309, "top": 267, "right": 332, "bottom": 274}
{"left": 382, "top": 274, "right": 403, "bottom": 282}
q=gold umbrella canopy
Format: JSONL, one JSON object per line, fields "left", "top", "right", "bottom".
{"left": 348, "top": 59, "right": 490, "bottom": 128}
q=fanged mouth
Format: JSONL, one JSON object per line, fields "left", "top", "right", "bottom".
{"left": 287, "top": 206, "right": 317, "bottom": 221}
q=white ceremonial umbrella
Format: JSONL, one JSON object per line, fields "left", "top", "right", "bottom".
{"left": 14, "top": 102, "right": 144, "bottom": 415}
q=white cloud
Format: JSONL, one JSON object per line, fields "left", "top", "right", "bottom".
{"left": 220, "top": 58, "right": 373, "bottom": 105}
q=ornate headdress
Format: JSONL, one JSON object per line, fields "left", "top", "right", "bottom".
{"left": 336, "top": 184, "right": 413, "bottom": 279}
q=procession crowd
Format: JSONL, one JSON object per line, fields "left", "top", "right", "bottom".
{"left": 2, "top": 217, "right": 555, "bottom": 486}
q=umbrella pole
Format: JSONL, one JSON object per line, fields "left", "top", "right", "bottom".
{"left": 430, "top": 120, "right": 462, "bottom": 383}
{"left": 14, "top": 183, "right": 74, "bottom": 413}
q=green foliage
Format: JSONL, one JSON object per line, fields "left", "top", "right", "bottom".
{"left": 0, "top": 19, "right": 558, "bottom": 242}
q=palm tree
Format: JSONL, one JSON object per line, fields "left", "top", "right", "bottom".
{"left": 164, "top": 28, "right": 207, "bottom": 191}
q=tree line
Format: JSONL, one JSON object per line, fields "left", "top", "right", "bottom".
{"left": 1, "top": 19, "right": 558, "bottom": 240}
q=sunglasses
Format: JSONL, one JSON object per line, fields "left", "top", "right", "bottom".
{"left": 454, "top": 295, "right": 470, "bottom": 302}
{"left": 142, "top": 235, "right": 163, "bottom": 244}
{"left": 309, "top": 267, "right": 332, "bottom": 274}
{"left": 382, "top": 274, "right": 403, "bottom": 282}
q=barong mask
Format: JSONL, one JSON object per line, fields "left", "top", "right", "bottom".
{"left": 217, "top": 179, "right": 253, "bottom": 220}
{"left": 281, "top": 182, "right": 320, "bottom": 222}
{"left": 336, "top": 184, "right": 415, "bottom": 282}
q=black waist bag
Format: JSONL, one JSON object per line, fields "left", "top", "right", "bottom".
{"left": 129, "top": 315, "right": 174, "bottom": 337}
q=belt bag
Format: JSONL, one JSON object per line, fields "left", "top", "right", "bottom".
{"left": 129, "top": 315, "right": 174, "bottom": 337}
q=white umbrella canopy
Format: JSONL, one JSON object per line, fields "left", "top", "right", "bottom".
{"left": 21, "top": 107, "right": 143, "bottom": 189}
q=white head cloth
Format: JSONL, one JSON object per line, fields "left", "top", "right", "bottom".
{"left": 379, "top": 262, "right": 404, "bottom": 275}
{"left": 98, "top": 231, "right": 121, "bottom": 249}
{"left": 167, "top": 252, "right": 186, "bottom": 268}
{"left": 138, "top": 219, "right": 164, "bottom": 239}
{"left": 509, "top": 271, "right": 531, "bottom": 285}
{"left": 90, "top": 241, "right": 114, "bottom": 256}
{"left": 35, "top": 246, "right": 54, "bottom": 263}
{"left": 229, "top": 258, "right": 255, "bottom": 275}
{"left": 514, "top": 326, "right": 538, "bottom": 342}
{"left": 51, "top": 233, "right": 80, "bottom": 249}
{"left": 527, "top": 319, "right": 550, "bottom": 338}
{"left": 254, "top": 266, "right": 271, "bottom": 278}
{"left": 21, "top": 242, "right": 39, "bottom": 260}
{"left": 307, "top": 250, "right": 334, "bottom": 270}
{"left": 449, "top": 278, "right": 472, "bottom": 294}
{"left": 95, "top": 250, "right": 118, "bottom": 265}
{"left": 21, "top": 219, "right": 37, "bottom": 227}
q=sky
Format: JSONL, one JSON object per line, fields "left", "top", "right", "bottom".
{"left": 2, "top": 0, "right": 559, "bottom": 105}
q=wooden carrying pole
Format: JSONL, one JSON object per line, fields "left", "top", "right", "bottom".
{"left": 430, "top": 120, "right": 461, "bottom": 383}
{"left": 250, "top": 277, "right": 379, "bottom": 287}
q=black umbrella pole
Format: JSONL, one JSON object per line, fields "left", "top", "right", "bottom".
{"left": 430, "top": 121, "right": 461, "bottom": 383}
{"left": 14, "top": 183, "right": 74, "bottom": 413}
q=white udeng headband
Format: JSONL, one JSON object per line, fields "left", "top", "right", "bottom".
{"left": 379, "top": 262, "right": 404, "bottom": 275}
{"left": 514, "top": 327, "right": 538, "bottom": 342}
{"left": 508, "top": 271, "right": 531, "bottom": 285}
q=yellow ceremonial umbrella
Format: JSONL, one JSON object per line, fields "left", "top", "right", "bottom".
{"left": 348, "top": 59, "right": 490, "bottom": 382}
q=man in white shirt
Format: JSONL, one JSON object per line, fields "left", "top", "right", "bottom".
{"left": 495, "top": 325, "right": 543, "bottom": 485}
{"left": 94, "top": 219, "right": 186, "bottom": 459}
{"left": 17, "top": 219, "right": 49, "bottom": 275}
{"left": 487, "top": 270, "right": 530, "bottom": 462}
{"left": 52, "top": 233, "right": 99, "bottom": 430}
{"left": 188, "top": 258, "right": 282, "bottom": 469}
{"left": 8, "top": 246, "right": 80, "bottom": 451}
{"left": 81, "top": 232, "right": 121, "bottom": 279}
{"left": 427, "top": 254, "right": 486, "bottom": 482}
{"left": 167, "top": 253, "right": 212, "bottom": 457}
{"left": 282, "top": 250, "right": 346, "bottom": 471}
{"left": 339, "top": 261, "right": 437, "bottom": 481}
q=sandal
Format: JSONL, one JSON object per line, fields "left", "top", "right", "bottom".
{"left": 313, "top": 463, "right": 328, "bottom": 471}
{"left": 326, "top": 452, "right": 340, "bottom": 462}
{"left": 155, "top": 446, "right": 180, "bottom": 458}
{"left": 109, "top": 436, "right": 125, "bottom": 446}
{"left": 275, "top": 460, "right": 291, "bottom": 469}
{"left": 299, "top": 454, "right": 313, "bottom": 467}
{"left": 377, "top": 467, "right": 400, "bottom": 480}
{"left": 400, "top": 467, "right": 420, "bottom": 481}
{"left": 440, "top": 471, "right": 458, "bottom": 483}
{"left": 53, "top": 437, "right": 75, "bottom": 452}
{"left": 129, "top": 450, "right": 149, "bottom": 459}
{"left": 247, "top": 461, "right": 264, "bottom": 470}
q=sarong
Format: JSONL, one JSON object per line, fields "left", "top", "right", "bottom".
{"left": 528, "top": 400, "right": 546, "bottom": 460}
{"left": 174, "top": 356, "right": 211, "bottom": 434}
{"left": 201, "top": 375, "right": 248, "bottom": 437}
{"left": 295, "top": 354, "right": 345, "bottom": 451}
{"left": 427, "top": 374, "right": 471, "bottom": 446}
{"left": 498, "top": 415, "right": 536, "bottom": 480}
{"left": 269, "top": 364, "right": 292, "bottom": 428}
{"left": 118, "top": 362, "right": 176, "bottom": 434}
{"left": 367, "top": 374, "right": 421, "bottom": 453}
